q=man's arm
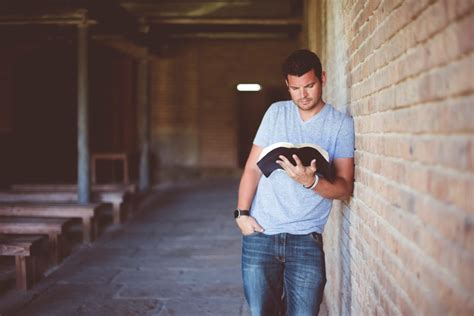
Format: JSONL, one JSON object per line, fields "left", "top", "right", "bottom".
{"left": 236, "top": 144, "right": 265, "bottom": 235}
{"left": 314, "top": 157, "right": 354, "bottom": 200}
{"left": 277, "top": 155, "right": 354, "bottom": 200}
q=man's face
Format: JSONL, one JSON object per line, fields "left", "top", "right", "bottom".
{"left": 286, "top": 69, "right": 325, "bottom": 115}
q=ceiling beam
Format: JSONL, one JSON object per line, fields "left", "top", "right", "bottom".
{"left": 167, "top": 32, "right": 296, "bottom": 39}
{"left": 93, "top": 35, "right": 148, "bottom": 59}
{"left": 0, "top": 9, "right": 96, "bottom": 26}
{"left": 148, "top": 17, "right": 302, "bottom": 26}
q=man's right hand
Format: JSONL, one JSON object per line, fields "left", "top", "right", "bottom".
{"left": 236, "top": 216, "right": 265, "bottom": 235}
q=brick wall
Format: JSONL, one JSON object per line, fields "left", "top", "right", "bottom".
{"left": 150, "top": 38, "right": 298, "bottom": 180}
{"left": 309, "top": 0, "right": 474, "bottom": 314}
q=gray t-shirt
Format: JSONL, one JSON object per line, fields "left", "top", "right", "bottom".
{"left": 252, "top": 101, "right": 354, "bottom": 235}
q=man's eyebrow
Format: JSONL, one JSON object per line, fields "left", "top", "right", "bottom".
{"left": 289, "top": 81, "right": 316, "bottom": 89}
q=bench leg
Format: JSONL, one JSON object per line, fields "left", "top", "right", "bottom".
{"left": 82, "top": 216, "right": 93, "bottom": 243}
{"left": 93, "top": 217, "right": 99, "bottom": 239}
{"left": 112, "top": 202, "right": 121, "bottom": 225}
{"left": 15, "top": 256, "right": 35, "bottom": 290}
{"left": 125, "top": 193, "right": 138, "bottom": 216}
{"left": 92, "top": 217, "right": 98, "bottom": 240}
{"left": 48, "top": 233, "right": 66, "bottom": 265}
{"left": 123, "top": 200, "right": 130, "bottom": 220}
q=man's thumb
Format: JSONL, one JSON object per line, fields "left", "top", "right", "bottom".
{"left": 310, "top": 159, "right": 317, "bottom": 171}
{"left": 253, "top": 223, "right": 265, "bottom": 232}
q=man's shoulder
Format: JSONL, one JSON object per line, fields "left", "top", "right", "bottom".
{"left": 262, "top": 100, "right": 293, "bottom": 118}
{"left": 324, "top": 104, "right": 353, "bottom": 122}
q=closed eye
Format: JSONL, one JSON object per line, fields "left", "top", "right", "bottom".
{"left": 289, "top": 82, "right": 315, "bottom": 90}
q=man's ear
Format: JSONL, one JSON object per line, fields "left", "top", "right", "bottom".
{"left": 321, "top": 71, "right": 327, "bottom": 87}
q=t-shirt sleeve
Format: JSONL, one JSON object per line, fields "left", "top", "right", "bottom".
{"left": 253, "top": 105, "right": 275, "bottom": 148}
{"left": 334, "top": 115, "right": 355, "bottom": 159}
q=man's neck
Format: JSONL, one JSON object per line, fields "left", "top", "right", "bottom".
{"left": 298, "top": 101, "right": 326, "bottom": 122}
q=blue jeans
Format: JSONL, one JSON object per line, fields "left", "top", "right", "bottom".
{"left": 242, "top": 232, "right": 326, "bottom": 316}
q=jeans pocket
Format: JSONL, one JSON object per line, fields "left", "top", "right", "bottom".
{"left": 309, "top": 232, "right": 323, "bottom": 247}
{"left": 243, "top": 231, "right": 261, "bottom": 237}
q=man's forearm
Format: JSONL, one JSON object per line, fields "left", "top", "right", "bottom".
{"left": 238, "top": 168, "right": 262, "bottom": 209}
{"left": 314, "top": 176, "right": 353, "bottom": 200}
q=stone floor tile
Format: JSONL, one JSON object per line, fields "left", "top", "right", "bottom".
{"left": 161, "top": 297, "right": 245, "bottom": 316}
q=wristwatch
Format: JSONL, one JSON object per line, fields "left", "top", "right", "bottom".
{"left": 234, "top": 209, "right": 250, "bottom": 218}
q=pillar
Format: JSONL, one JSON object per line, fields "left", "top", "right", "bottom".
{"left": 77, "top": 23, "right": 90, "bottom": 203}
{"left": 137, "top": 53, "right": 150, "bottom": 192}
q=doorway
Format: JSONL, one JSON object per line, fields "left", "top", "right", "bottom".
{"left": 236, "top": 85, "right": 288, "bottom": 167}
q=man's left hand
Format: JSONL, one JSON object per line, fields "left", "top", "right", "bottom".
{"left": 276, "top": 154, "right": 317, "bottom": 187}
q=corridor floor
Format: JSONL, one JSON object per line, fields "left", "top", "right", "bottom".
{"left": 0, "top": 179, "right": 327, "bottom": 316}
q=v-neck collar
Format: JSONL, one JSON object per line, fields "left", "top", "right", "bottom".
{"left": 295, "top": 103, "right": 328, "bottom": 125}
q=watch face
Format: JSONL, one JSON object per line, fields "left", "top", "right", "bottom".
{"left": 234, "top": 210, "right": 240, "bottom": 218}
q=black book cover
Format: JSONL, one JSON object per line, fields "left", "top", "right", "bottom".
{"left": 257, "top": 142, "right": 332, "bottom": 179}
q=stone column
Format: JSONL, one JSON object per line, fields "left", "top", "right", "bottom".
{"left": 137, "top": 53, "right": 150, "bottom": 192}
{"left": 77, "top": 22, "right": 90, "bottom": 203}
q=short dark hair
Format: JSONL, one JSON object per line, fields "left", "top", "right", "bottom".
{"left": 281, "top": 49, "right": 322, "bottom": 80}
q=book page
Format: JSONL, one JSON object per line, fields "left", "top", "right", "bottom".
{"left": 258, "top": 142, "right": 329, "bottom": 161}
{"left": 258, "top": 142, "right": 294, "bottom": 160}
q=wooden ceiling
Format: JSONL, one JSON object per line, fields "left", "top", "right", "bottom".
{"left": 0, "top": 0, "right": 303, "bottom": 39}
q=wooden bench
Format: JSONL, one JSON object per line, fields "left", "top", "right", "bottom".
{"left": 0, "top": 191, "right": 76, "bottom": 203}
{"left": 0, "top": 234, "right": 48, "bottom": 290}
{"left": 12, "top": 183, "right": 139, "bottom": 222}
{"left": 0, "top": 217, "right": 73, "bottom": 264}
{"left": 0, "top": 203, "right": 105, "bottom": 243}
{"left": 11, "top": 183, "right": 137, "bottom": 194}
{"left": 0, "top": 187, "right": 134, "bottom": 225}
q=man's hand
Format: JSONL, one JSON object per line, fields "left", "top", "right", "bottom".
{"left": 235, "top": 216, "right": 265, "bottom": 235}
{"left": 276, "top": 154, "right": 317, "bottom": 187}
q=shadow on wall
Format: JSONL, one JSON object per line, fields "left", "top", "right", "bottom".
{"left": 340, "top": 203, "right": 353, "bottom": 315}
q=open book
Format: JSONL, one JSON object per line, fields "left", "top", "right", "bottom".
{"left": 257, "top": 142, "right": 332, "bottom": 178}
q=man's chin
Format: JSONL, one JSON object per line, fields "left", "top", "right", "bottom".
{"left": 297, "top": 103, "right": 314, "bottom": 110}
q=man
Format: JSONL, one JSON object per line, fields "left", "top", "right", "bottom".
{"left": 235, "top": 49, "right": 354, "bottom": 315}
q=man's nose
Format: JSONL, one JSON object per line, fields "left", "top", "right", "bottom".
{"left": 300, "top": 88, "right": 308, "bottom": 98}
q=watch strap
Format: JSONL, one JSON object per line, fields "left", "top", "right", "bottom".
{"left": 234, "top": 209, "right": 250, "bottom": 218}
